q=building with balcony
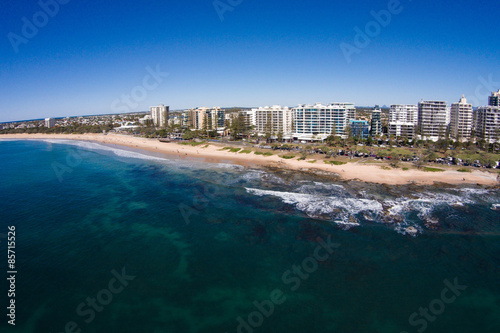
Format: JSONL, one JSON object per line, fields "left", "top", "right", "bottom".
{"left": 349, "top": 120, "right": 369, "bottom": 140}
{"left": 417, "top": 100, "right": 448, "bottom": 141}
{"left": 388, "top": 105, "right": 417, "bottom": 140}
{"left": 489, "top": 89, "right": 500, "bottom": 107}
{"left": 150, "top": 104, "right": 169, "bottom": 127}
{"left": 389, "top": 105, "right": 418, "bottom": 123}
{"left": 370, "top": 107, "right": 383, "bottom": 137}
{"left": 187, "top": 107, "right": 225, "bottom": 130}
{"left": 475, "top": 106, "right": 500, "bottom": 143}
{"left": 252, "top": 105, "right": 292, "bottom": 137}
{"left": 291, "top": 103, "right": 356, "bottom": 141}
{"left": 450, "top": 95, "right": 473, "bottom": 140}
{"left": 388, "top": 123, "right": 415, "bottom": 140}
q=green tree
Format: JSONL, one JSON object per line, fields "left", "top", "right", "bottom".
{"left": 277, "top": 130, "right": 283, "bottom": 142}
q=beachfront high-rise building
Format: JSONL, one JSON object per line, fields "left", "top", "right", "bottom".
{"left": 389, "top": 105, "right": 418, "bottom": 123}
{"left": 150, "top": 104, "right": 169, "bottom": 127}
{"left": 475, "top": 106, "right": 500, "bottom": 143}
{"left": 292, "top": 103, "right": 356, "bottom": 141}
{"left": 488, "top": 89, "right": 500, "bottom": 106}
{"left": 252, "top": 105, "right": 292, "bottom": 137}
{"left": 388, "top": 105, "right": 417, "bottom": 140}
{"left": 187, "top": 107, "right": 225, "bottom": 130}
{"left": 450, "top": 95, "right": 473, "bottom": 140}
{"left": 417, "top": 100, "right": 448, "bottom": 141}
{"left": 45, "top": 118, "right": 55, "bottom": 128}
{"left": 370, "top": 107, "right": 383, "bottom": 137}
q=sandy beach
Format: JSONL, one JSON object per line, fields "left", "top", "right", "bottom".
{"left": 2, "top": 133, "right": 498, "bottom": 186}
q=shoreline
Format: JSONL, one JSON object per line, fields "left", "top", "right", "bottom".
{"left": 1, "top": 133, "right": 499, "bottom": 186}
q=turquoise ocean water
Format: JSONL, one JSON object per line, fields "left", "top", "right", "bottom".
{"left": 0, "top": 139, "right": 499, "bottom": 333}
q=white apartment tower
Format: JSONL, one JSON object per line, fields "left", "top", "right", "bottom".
{"left": 150, "top": 104, "right": 169, "bottom": 127}
{"left": 252, "top": 105, "right": 292, "bottom": 137}
{"left": 475, "top": 106, "right": 500, "bottom": 143}
{"left": 389, "top": 105, "right": 418, "bottom": 139}
{"left": 450, "top": 95, "right": 473, "bottom": 140}
{"left": 370, "top": 108, "right": 383, "bottom": 137}
{"left": 417, "top": 100, "right": 448, "bottom": 141}
{"left": 389, "top": 105, "right": 418, "bottom": 123}
{"left": 292, "top": 103, "right": 356, "bottom": 141}
{"left": 45, "top": 118, "right": 56, "bottom": 128}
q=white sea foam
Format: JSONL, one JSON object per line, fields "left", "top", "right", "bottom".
{"left": 454, "top": 187, "right": 497, "bottom": 203}
{"left": 382, "top": 190, "right": 477, "bottom": 225}
{"left": 245, "top": 187, "right": 383, "bottom": 220}
{"left": 394, "top": 222, "right": 423, "bottom": 237}
{"left": 332, "top": 219, "right": 361, "bottom": 230}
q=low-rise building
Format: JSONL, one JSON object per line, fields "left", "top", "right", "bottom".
{"left": 349, "top": 120, "right": 369, "bottom": 140}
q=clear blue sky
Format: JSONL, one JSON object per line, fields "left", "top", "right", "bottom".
{"left": 1, "top": 0, "right": 499, "bottom": 122}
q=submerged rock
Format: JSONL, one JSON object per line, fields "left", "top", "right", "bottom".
{"left": 405, "top": 226, "right": 418, "bottom": 236}
{"left": 423, "top": 217, "right": 440, "bottom": 230}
